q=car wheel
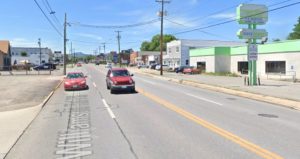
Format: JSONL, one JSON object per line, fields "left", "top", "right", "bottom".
{"left": 106, "top": 83, "right": 110, "bottom": 90}
{"left": 110, "top": 89, "right": 114, "bottom": 94}
{"left": 131, "top": 87, "right": 136, "bottom": 93}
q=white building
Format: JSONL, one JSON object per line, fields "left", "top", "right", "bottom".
{"left": 165, "top": 39, "right": 244, "bottom": 69}
{"left": 53, "top": 51, "right": 63, "bottom": 64}
{"left": 190, "top": 40, "right": 300, "bottom": 80}
{"left": 11, "top": 47, "right": 53, "bottom": 65}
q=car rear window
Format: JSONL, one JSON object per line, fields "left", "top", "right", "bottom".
{"left": 112, "top": 70, "right": 129, "bottom": 77}
{"left": 67, "top": 73, "right": 84, "bottom": 79}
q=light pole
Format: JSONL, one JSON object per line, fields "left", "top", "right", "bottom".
{"left": 38, "top": 38, "right": 41, "bottom": 65}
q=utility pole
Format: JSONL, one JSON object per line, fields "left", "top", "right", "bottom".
{"left": 63, "top": 13, "right": 67, "bottom": 75}
{"left": 156, "top": 0, "right": 170, "bottom": 76}
{"left": 116, "top": 31, "right": 121, "bottom": 67}
{"left": 99, "top": 46, "right": 101, "bottom": 55}
{"left": 102, "top": 43, "right": 106, "bottom": 54}
{"left": 38, "top": 38, "right": 41, "bottom": 65}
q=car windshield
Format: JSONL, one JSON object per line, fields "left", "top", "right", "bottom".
{"left": 112, "top": 70, "right": 129, "bottom": 77}
{"left": 67, "top": 73, "right": 84, "bottom": 79}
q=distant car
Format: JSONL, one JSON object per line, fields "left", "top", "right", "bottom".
{"left": 95, "top": 61, "right": 100, "bottom": 65}
{"left": 155, "top": 65, "right": 170, "bottom": 71}
{"left": 137, "top": 64, "right": 148, "bottom": 69}
{"left": 105, "top": 63, "right": 112, "bottom": 68}
{"left": 33, "top": 63, "right": 56, "bottom": 70}
{"left": 150, "top": 64, "right": 158, "bottom": 69}
{"left": 64, "top": 72, "right": 88, "bottom": 91}
{"left": 183, "top": 67, "right": 200, "bottom": 74}
{"left": 175, "top": 66, "right": 190, "bottom": 73}
{"left": 106, "top": 68, "right": 135, "bottom": 94}
{"left": 76, "top": 63, "right": 82, "bottom": 67}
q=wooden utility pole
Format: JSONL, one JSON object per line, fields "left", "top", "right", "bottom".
{"left": 156, "top": 0, "right": 170, "bottom": 75}
{"left": 116, "top": 31, "right": 122, "bottom": 67}
{"left": 63, "top": 13, "right": 67, "bottom": 75}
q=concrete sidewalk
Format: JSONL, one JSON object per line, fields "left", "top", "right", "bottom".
{"left": 0, "top": 70, "right": 63, "bottom": 158}
{"left": 128, "top": 67, "right": 300, "bottom": 110}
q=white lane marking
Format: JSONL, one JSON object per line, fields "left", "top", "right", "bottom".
{"left": 93, "top": 82, "right": 97, "bottom": 88}
{"left": 102, "top": 99, "right": 116, "bottom": 119}
{"left": 185, "top": 93, "right": 223, "bottom": 106}
{"left": 135, "top": 77, "right": 156, "bottom": 85}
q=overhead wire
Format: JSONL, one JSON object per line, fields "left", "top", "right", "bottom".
{"left": 172, "top": 1, "right": 300, "bottom": 35}
{"left": 33, "top": 0, "right": 63, "bottom": 37}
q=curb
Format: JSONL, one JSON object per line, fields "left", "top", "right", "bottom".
{"left": 3, "top": 79, "right": 63, "bottom": 159}
{"left": 133, "top": 70, "right": 300, "bottom": 111}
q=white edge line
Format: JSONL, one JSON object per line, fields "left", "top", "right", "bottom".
{"left": 93, "top": 82, "right": 97, "bottom": 88}
{"left": 102, "top": 99, "right": 116, "bottom": 119}
{"left": 185, "top": 93, "right": 223, "bottom": 106}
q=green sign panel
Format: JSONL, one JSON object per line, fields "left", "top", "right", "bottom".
{"left": 237, "top": 29, "right": 268, "bottom": 39}
{"left": 237, "top": 4, "right": 268, "bottom": 25}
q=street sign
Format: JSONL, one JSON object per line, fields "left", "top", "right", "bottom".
{"left": 237, "top": 29, "right": 268, "bottom": 39}
{"left": 248, "top": 44, "right": 258, "bottom": 61}
{"left": 237, "top": 4, "right": 268, "bottom": 25}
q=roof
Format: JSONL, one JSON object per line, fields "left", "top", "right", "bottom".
{"left": 139, "top": 51, "right": 166, "bottom": 56}
{"left": 0, "top": 40, "right": 10, "bottom": 54}
{"left": 168, "top": 39, "right": 245, "bottom": 48}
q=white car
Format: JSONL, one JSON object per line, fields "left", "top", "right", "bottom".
{"left": 105, "top": 63, "right": 112, "bottom": 68}
{"left": 155, "top": 65, "right": 170, "bottom": 71}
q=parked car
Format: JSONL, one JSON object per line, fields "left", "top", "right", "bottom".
{"left": 137, "top": 64, "right": 148, "bottom": 69}
{"left": 64, "top": 72, "right": 88, "bottom": 91}
{"left": 106, "top": 68, "right": 135, "bottom": 94}
{"left": 175, "top": 66, "right": 190, "bottom": 73}
{"left": 149, "top": 64, "right": 158, "bottom": 69}
{"left": 183, "top": 67, "right": 201, "bottom": 74}
{"left": 155, "top": 65, "right": 170, "bottom": 71}
{"left": 105, "top": 63, "right": 112, "bottom": 68}
{"left": 95, "top": 61, "right": 100, "bottom": 65}
{"left": 33, "top": 63, "right": 56, "bottom": 70}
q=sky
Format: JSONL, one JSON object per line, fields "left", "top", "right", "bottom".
{"left": 0, "top": 0, "right": 299, "bottom": 54}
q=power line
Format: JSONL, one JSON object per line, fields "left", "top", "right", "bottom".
{"left": 42, "top": 0, "right": 62, "bottom": 26}
{"left": 173, "top": 1, "right": 300, "bottom": 35}
{"left": 69, "top": 19, "right": 160, "bottom": 29}
{"left": 33, "top": 0, "right": 63, "bottom": 37}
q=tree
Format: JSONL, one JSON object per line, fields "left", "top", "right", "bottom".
{"left": 140, "top": 34, "right": 177, "bottom": 51}
{"left": 287, "top": 17, "right": 300, "bottom": 40}
{"left": 20, "top": 51, "right": 28, "bottom": 57}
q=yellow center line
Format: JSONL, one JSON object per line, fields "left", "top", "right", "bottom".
{"left": 136, "top": 88, "right": 283, "bottom": 159}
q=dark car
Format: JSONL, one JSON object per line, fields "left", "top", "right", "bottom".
{"left": 175, "top": 66, "right": 190, "bottom": 73}
{"left": 106, "top": 68, "right": 135, "bottom": 94}
{"left": 33, "top": 63, "right": 56, "bottom": 70}
{"left": 150, "top": 64, "right": 158, "bottom": 69}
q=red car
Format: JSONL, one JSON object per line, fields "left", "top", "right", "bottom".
{"left": 76, "top": 63, "right": 82, "bottom": 67}
{"left": 183, "top": 67, "right": 200, "bottom": 74}
{"left": 106, "top": 68, "right": 135, "bottom": 94}
{"left": 64, "top": 72, "right": 88, "bottom": 91}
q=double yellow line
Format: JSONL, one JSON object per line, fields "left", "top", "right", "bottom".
{"left": 136, "top": 88, "right": 283, "bottom": 159}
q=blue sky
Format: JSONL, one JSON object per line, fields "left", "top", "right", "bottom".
{"left": 0, "top": 0, "right": 299, "bottom": 54}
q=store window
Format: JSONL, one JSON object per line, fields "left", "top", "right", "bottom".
{"left": 238, "top": 61, "right": 248, "bottom": 74}
{"left": 265, "top": 61, "right": 286, "bottom": 74}
{"left": 197, "top": 62, "right": 206, "bottom": 71}
{"left": 176, "top": 47, "right": 179, "bottom": 52}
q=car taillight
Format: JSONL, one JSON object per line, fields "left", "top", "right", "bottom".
{"left": 80, "top": 81, "right": 86, "bottom": 84}
{"left": 65, "top": 82, "right": 70, "bottom": 85}
{"left": 129, "top": 79, "right": 134, "bottom": 84}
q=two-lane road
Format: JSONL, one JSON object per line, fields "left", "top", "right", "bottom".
{"left": 6, "top": 64, "right": 300, "bottom": 159}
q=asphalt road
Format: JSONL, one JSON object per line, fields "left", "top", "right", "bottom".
{"left": 5, "top": 64, "right": 300, "bottom": 159}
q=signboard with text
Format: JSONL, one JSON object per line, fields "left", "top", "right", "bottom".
{"left": 237, "top": 29, "right": 268, "bottom": 39}
{"left": 248, "top": 44, "right": 258, "bottom": 61}
{"left": 237, "top": 4, "right": 268, "bottom": 25}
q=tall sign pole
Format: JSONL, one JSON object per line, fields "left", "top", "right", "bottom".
{"left": 156, "top": 0, "right": 170, "bottom": 76}
{"left": 237, "top": 4, "right": 268, "bottom": 85}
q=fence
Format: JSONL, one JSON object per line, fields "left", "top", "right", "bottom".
{"left": 266, "top": 71, "right": 297, "bottom": 82}
{"left": 0, "top": 66, "right": 53, "bottom": 75}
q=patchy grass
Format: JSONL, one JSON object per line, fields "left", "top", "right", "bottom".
{"left": 203, "top": 72, "right": 241, "bottom": 77}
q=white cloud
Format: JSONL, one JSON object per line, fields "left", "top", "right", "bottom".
{"left": 10, "top": 38, "right": 38, "bottom": 47}
{"left": 210, "top": 13, "right": 236, "bottom": 19}
{"left": 74, "top": 33, "right": 103, "bottom": 41}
